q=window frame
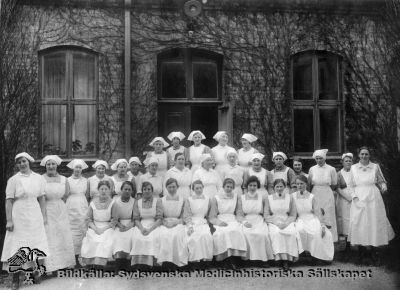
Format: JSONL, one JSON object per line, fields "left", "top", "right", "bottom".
{"left": 290, "top": 50, "right": 344, "bottom": 155}
{"left": 39, "top": 46, "right": 99, "bottom": 158}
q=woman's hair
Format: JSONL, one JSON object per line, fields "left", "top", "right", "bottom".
{"left": 292, "top": 157, "right": 303, "bottom": 164}
{"left": 174, "top": 152, "right": 185, "bottom": 161}
{"left": 295, "top": 175, "right": 308, "bottom": 184}
{"left": 120, "top": 180, "right": 134, "bottom": 191}
{"left": 223, "top": 178, "right": 236, "bottom": 188}
{"left": 98, "top": 180, "right": 111, "bottom": 190}
{"left": 141, "top": 181, "right": 153, "bottom": 192}
{"left": 191, "top": 179, "right": 204, "bottom": 190}
{"left": 273, "top": 178, "right": 286, "bottom": 188}
{"left": 358, "top": 146, "right": 371, "bottom": 155}
{"left": 165, "top": 178, "right": 179, "bottom": 188}
{"left": 246, "top": 175, "right": 261, "bottom": 188}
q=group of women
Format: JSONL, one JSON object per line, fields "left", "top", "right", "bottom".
{"left": 1, "top": 130, "right": 395, "bottom": 290}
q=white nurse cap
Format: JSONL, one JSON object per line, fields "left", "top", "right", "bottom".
{"left": 312, "top": 149, "right": 329, "bottom": 160}
{"left": 251, "top": 153, "right": 265, "bottom": 161}
{"left": 188, "top": 130, "right": 206, "bottom": 141}
{"left": 66, "top": 159, "right": 88, "bottom": 170}
{"left": 15, "top": 152, "right": 34, "bottom": 163}
{"left": 241, "top": 133, "right": 258, "bottom": 143}
{"left": 40, "top": 155, "right": 62, "bottom": 166}
{"left": 128, "top": 156, "right": 142, "bottom": 165}
{"left": 110, "top": 158, "right": 129, "bottom": 170}
{"left": 92, "top": 160, "right": 109, "bottom": 169}
{"left": 272, "top": 152, "right": 288, "bottom": 161}
{"left": 167, "top": 132, "right": 186, "bottom": 142}
{"left": 149, "top": 137, "right": 169, "bottom": 148}
{"left": 341, "top": 153, "right": 353, "bottom": 160}
{"left": 213, "top": 131, "right": 228, "bottom": 141}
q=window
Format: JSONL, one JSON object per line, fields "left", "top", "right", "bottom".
{"left": 291, "top": 51, "right": 343, "bottom": 154}
{"left": 40, "top": 47, "right": 98, "bottom": 157}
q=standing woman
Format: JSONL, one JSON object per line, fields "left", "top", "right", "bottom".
{"left": 336, "top": 153, "right": 354, "bottom": 249}
{"left": 293, "top": 175, "right": 334, "bottom": 263}
{"left": 66, "top": 159, "right": 89, "bottom": 266}
{"left": 144, "top": 137, "right": 169, "bottom": 178}
{"left": 183, "top": 180, "right": 213, "bottom": 265}
{"left": 208, "top": 178, "right": 247, "bottom": 269}
{"left": 236, "top": 176, "right": 274, "bottom": 265}
{"left": 192, "top": 154, "right": 222, "bottom": 199}
{"left": 157, "top": 178, "right": 189, "bottom": 268}
{"left": 244, "top": 153, "right": 271, "bottom": 197}
{"left": 87, "top": 160, "right": 114, "bottom": 201}
{"left": 131, "top": 182, "right": 163, "bottom": 268}
{"left": 308, "top": 149, "right": 338, "bottom": 242}
{"left": 211, "top": 131, "right": 235, "bottom": 179}
{"left": 111, "top": 159, "right": 132, "bottom": 198}
{"left": 238, "top": 133, "right": 259, "bottom": 169}
{"left": 137, "top": 157, "right": 164, "bottom": 198}
{"left": 187, "top": 130, "right": 211, "bottom": 173}
{"left": 164, "top": 153, "right": 192, "bottom": 199}
{"left": 41, "top": 155, "right": 76, "bottom": 273}
{"left": 265, "top": 179, "right": 303, "bottom": 270}
{"left": 1, "top": 153, "right": 49, "bottom": 289}
{"left": 127, "top": 157, "right": 143, "bottom": 190}
{"left": 221, "top": 149, "right": 245, "bottom": 196}
{"left": 349, "top": 147, "right": 395, "bottom": 262}
{"left": 81, "top": 180, "right": 116, "bottom": 268}
{"left": 111, "top": 181, "right": 135, "bottom": 271}
{"left": 167, "top": 132, "right": 188, "bottom": 168}
{"left": 268, "top": 152, "right": 296, "bottom": 194}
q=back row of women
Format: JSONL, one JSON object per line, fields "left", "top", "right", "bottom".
{"left": 1, "top": 130, "right": 395, "bottom": 290}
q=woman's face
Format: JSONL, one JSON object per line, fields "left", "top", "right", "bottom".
{"left": 315, "top": 156, "right": 325, "bottom": 166}
{"left": 342, "top": 157, "right": 353, "bottom": 170}
{"left": 117, "top": 162, "right": 128, "bottom": 175}
{"left": 148, "top": 163, "right": 158, "bottom": 174}
{"left": 252, "top": 158, "right": 261, "bottom": 169}
{"left": 98, "top": 184, "right": 110, "bottom": 199}
{"left": 175, "top": 155, "right": 185, "bottom": 167}
{"left": 130, "top": 162, "right": 140, "bottom": 173}
{"left": 73, "top": 165, "right": 82, "bottom": 176}
{"left": 223, "top": 182, "right": 234, "bottom": 194}
{"left": 241, "top": 139, "right": 250, "bottom": 148}
{"left": 247, "top": 181, "right": 258, "bottom": 193}
{"left": 293, "top": 161, "right": 302, "bottom": 173}
{"left": 274, "top": 182, "right": 285, "bottom": 194}
{"left": 16, "top": 157, "right": 30, "bottom": 172}
{"left": 121, "top": 184, "right": 133, "bottom": 199}
{"left": 142, "top": 185, "right": 153, "bottom": 199}
{"left": 193, "top": 133, "right": 202, "bottom": 145}
{"left": 202, "top": 157, "right": 213, "bottom": 170}
{"left": 153, "top": 141, "right": 164, "bottom": 152}
{"left": 96, "top": 165, "right": 106, "bottom": 176}
{"left": 166, "top": 182, "right": 178, "bottom": 195}
{"left": 227, "top": 153, "right": 237, "bottom": 165}
{"left": 46, "top": 160, "right": 58, "bottom": 174}
{"left": 359, "top": 149, "right": 370, "bottom": 162}
{"left": 273, "top": 156, "right": 284, "bottom": 167}
{"left": 296, "top": 180, "right": 307, "bottom": 192}
{"left": 193, "top": 184, "right": 203, "bottom": 195}
{"left": 219, "top": 134, "right": 228, "bottom": 146}
{"left": 172, "top": 137, "right": 180, "bottom": 147}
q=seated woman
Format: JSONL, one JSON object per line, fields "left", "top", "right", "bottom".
{"left": 81, "top": 180, "right": 116, "bottom": 268}
{"left": 158, "top": 178, "right": 188, "bottom": 268}
{"left": 237, "top": 176, "right": 274, "bottom": 266}
{"left": 183, "top": 180, "right": 213, "bottom": 267}
{"left": 130, "top": 182, "right": 163, "bottom": 269}
{"left": 293, "top": 175, "right": 334, "bottom": 263}
{"left": 264, "top": 179, "right": 303, "bottom": 271}
{"left": 112, "top": 181, "right": 135, "bottom": 271}
{"left": 208, "top": 178, "right": 247, "bottom": 269}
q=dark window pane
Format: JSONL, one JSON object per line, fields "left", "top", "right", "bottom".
{"left": 42, "top": 105, "right": 67, "bottom": 155}
{"left": 318, "top": 56, "right": 338, "bottom": 100}
{"left": 193, "top": 61, "right": 218, "bottom": 99}
{"left": 161, "top": 61, "right": 185, "bottom": 98}
{"left": 294, "top": 108, "right": 314, "bottom": 152}
{"left": 72, "top": 105, "right": 96, "bottom": 155}
{"left": 43, "top": 53, "right": 66, "bottom": 99}
{"left": 73, "top": 52, "right": 95, "bottom": 99}
{"left": 293, "top": 57, "right": 313, "bottom": 100}
{"left": 191, "top": 105, "right": 218, "bottom": 147}
{"left": 320, "top": 108, "right": 340, "bottom": 152}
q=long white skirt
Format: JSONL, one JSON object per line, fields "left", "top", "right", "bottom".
{"left": 157, "top": 223, "right": 188, "bottom": 266}
{"left": 336, "top": 192, "right": 351, "bottom": 236}
{"left": 130, "top": 220, "right": 161, "bottom": 266}
{"left": 113, "top": 220, "right": 134, "bottom": 258}
{"left": 81, "top": 225, "right": 115, "bottom": 266}
{"left": 242, "top": 215, "right": 274, "bottom": 261}
{"left": 296, "top": 215, "right": 334, "bottom": 261}
{"left": 349, "top": 185, "right": 395, "bottom": 247}
{"left": 268, "top": 222, "right": 303, "bottom": 260}
{"left": 212, "top": 214, "right": 247, "bottom": 261}
{"left": 186, "top": 218, "right": 213, "bottom": 262}
{"left": 66, "top": 194, "right": 88, "bottom": 255}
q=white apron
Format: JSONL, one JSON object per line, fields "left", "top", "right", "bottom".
{"left": 238, "top": 147, "right": 257, "bottom": 169}
{"left": 189, "top": 144, "right": 206, "bottom": 174}
{"left": 112, "top": 197, "right": 134, "bottom": 257}
{"left": 336, "top": 169, "right": 353, "bottom": 236}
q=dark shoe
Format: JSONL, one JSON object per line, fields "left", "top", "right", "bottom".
{"left": 282, "top": 260, "right": 289, "bottom": 271}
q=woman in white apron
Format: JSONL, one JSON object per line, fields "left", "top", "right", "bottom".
{"left": 131, "top": 182, "right": 163, "bottom": 268}
{"left": 111, "top": 159, "right": 131, "bottom": 199}
{"left": 87, "top": 160, "right": 114, "bottom": 201}
{"left": 265, "top": 179, "right": 303, "bottom": 271}
{"left": 293, "top": 175, "right": 334, "bottom": 262}
{"left": 208, "top": 178, "right": 247, "bottom": 269}
{"left": 81, "top": 180, "right": 115, "bottom": 267}
{"left": 244, "top": 153, "right": 271, "bottom": 197}
{"left": 211, "top": 131, "right": 235, "bottom": 179}
{"left": 144, "top": 137, "right": 169, "bottom": 178}
{"left": 268, "top": 152, "right": 296, "bottom": 194}
{"left": 192, "top": 154, "right": 222, "bottom": 199}
{"left": 137, "top": 157, "right": 164, "bottom": 198}
{"left": 66, "top": 159, "right": 89, "bottom": 266}
{"left": 348, "top": 147, "right": 395, "bottom": 264}
{"left": 127, "top": 156, "right": 143, "bottom": 195}
{"left": 2, "top": 153, "right": 49, "bottom": 289}
{"left": 221, "top": 149, "right": 245, "bottom": 196}
{"left": 187, "top": 130, "right": 212, "bottom": 174}
{"left": 166, "top": 131, "right": 188, "bottom": 168}
{"left": 238, "top": 133, "right": 259, "bottom": 170}
{"left": 164, "top": 153, "right": 192, "bottom": 199}
{"left": 111, "top": 181, "right": 135, "bottom": 271}
{"left": 41, "top": 155, "right": 76, "bottom": 273}
{"left": 236, "top": 176, "right": 274, "bottom": 265}
{"left": 308, "top": 149, "right": 338, "bottom": 242}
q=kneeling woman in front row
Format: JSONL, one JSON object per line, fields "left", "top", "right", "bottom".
{"left": 293, "top": 175, "right": 334, "bottom": 263}
{"left": 209, "top": 178, "right": 247, "bottom": 269}
{"left": 131, "top": 182, "right": 163, "bottom": 268}
{"left": 265, "top": 179, "right": 303, "bottom": 270}
{"left": 158, "top": 178, "right": 189, "bottom": 268}
{"left": 81, "top": 180, "right": 116, "bottom": 268}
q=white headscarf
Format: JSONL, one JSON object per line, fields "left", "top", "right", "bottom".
{"left": 341, "top": 152, "right": 353, "bottom": 160}
{"left": 225, "top": 148, "right": 238, "bottom": 160}
{"left": 272, "top": 152, "right": 287, "bottom": 161}
{"left": 251, "top": 153, "right": 265, "bottom": 161}
{"left": 40, "top": 155, "right": 62, "bottom": 166}
{"left": 200, "top": 153, "right": 213, "bottom": 165}
{"left": 92, "top": 160, "right": 109, "bottom": 169}
{"left": 149, "top": 137, "right": 169, "bottom": 148}
{"left": 110, "top": 159, "right": 129, "bottom": 171}
{"left": 241, "top": 133, "right": 258, "bottom": 143}
{"left": 213, "top": 131, "right": 228, "bottom": 141}
{"left": 312, "top": 149, "right": 329, "bottom": 160}
{"left": 66, "top": 159, "right": 88, "bottom": 170}
{"left": 188, "top": 130, "right": 206, "bottom": 141}
{"left": 167, "top": 131, "right": 185, "bottom": 142}
{"left": 128, "top": 156, "right": 142, "bottom": 165}
{"left": 15, "top": 152, "right": 34, "bottom": 163}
